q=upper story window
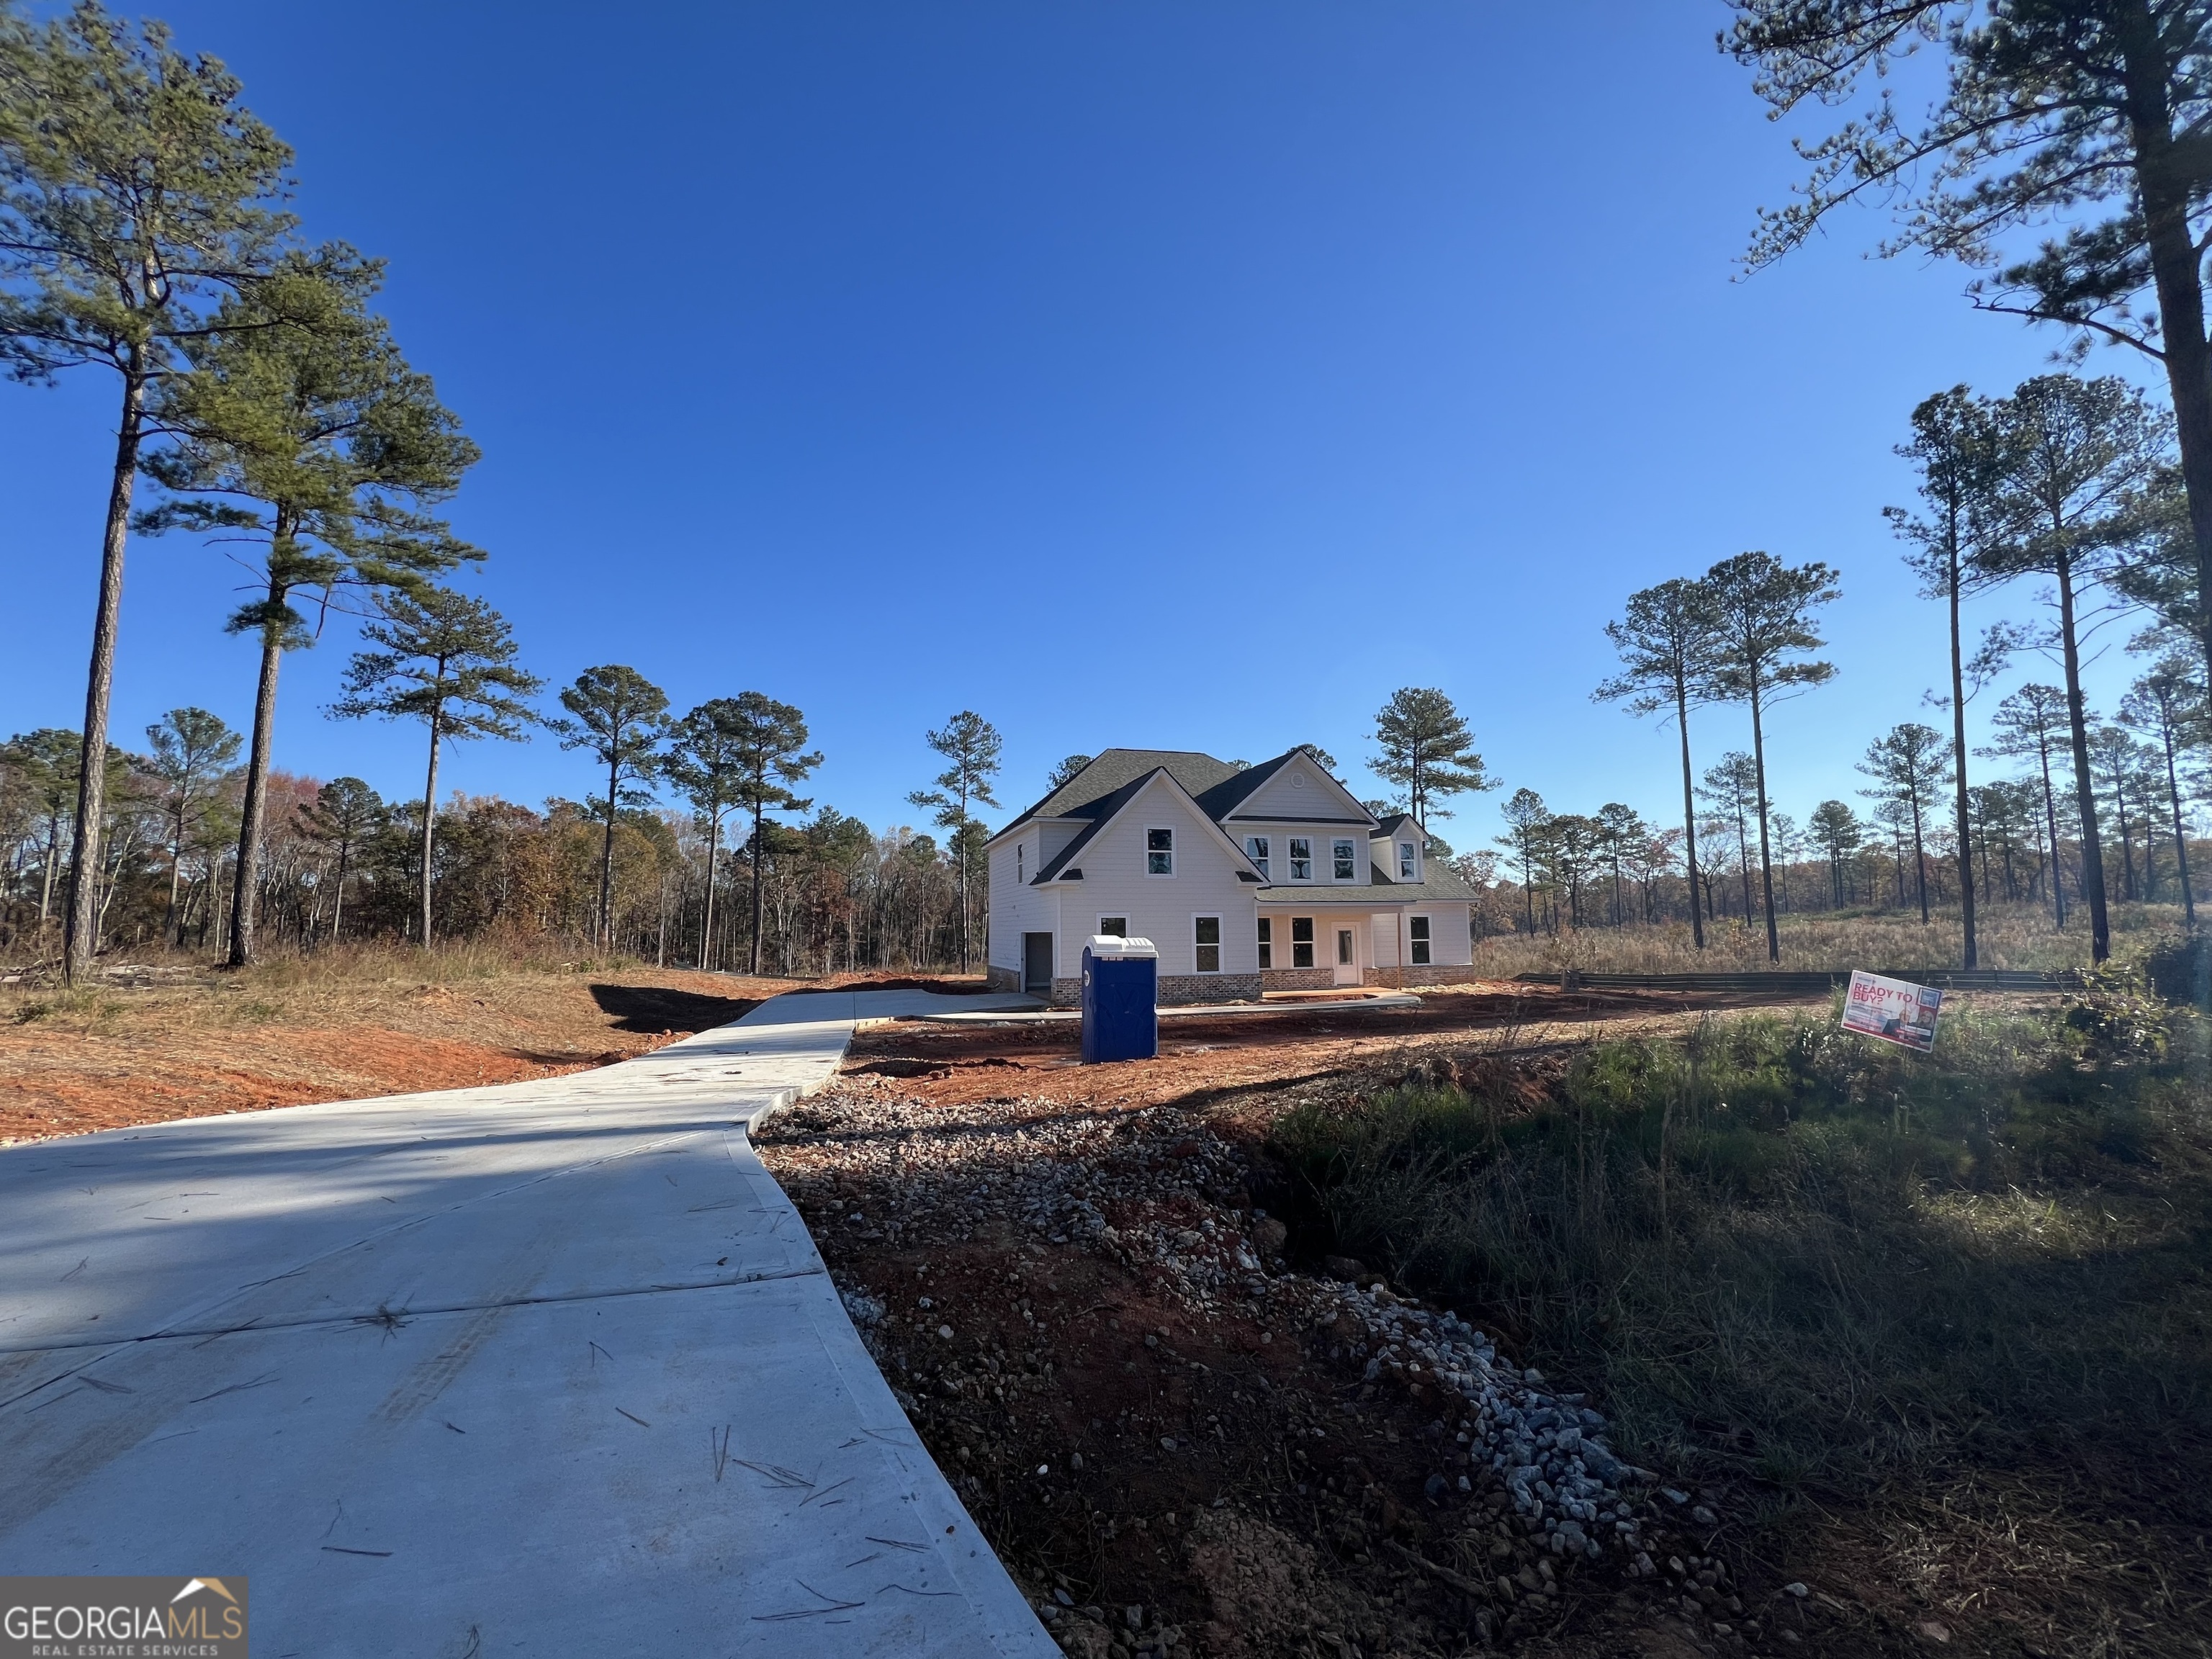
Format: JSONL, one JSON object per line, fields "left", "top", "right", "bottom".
{"left": 1017, "top": 842, "right": 1026, "bottom": 883}
{"left": 1332, "top": 837, "right": 1358, "bottom": 881}
{"left": 1288, "top": 837, "right": 1312, "bottom": 881}
{"left": 1409, "top": 914, "right": 1431, "bottom": 965}
{"left": 1398, "top": 841, "right": 1416, "bottom": 880}
{"left": 1244, "top": 835, "right": 1270, "bottom": 879}
{"left": 1146, "top": 827, "right": 1174, "bottom": 876}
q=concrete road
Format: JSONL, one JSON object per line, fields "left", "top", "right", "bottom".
{"left": 0, "top": 989, "right": 1055, "bottom": 1657}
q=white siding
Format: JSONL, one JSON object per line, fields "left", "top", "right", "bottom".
{"left": 988, "top": 832, "right": 1065, "bottom": 973}
{"left": 1371, "top": 830, "right": 1422, "bottom": 884}
{"left": 1228, "top": 758, "right": 1372, "bottom": 826}
{"left": 1436, "top": 904, "right": 1473, "bottom": 966}
{"left": 1370, "top": 912, "right": 1401, "bottom": 969}
{"left": 1041, "top": 778, "right": 1258, "bottom": 978}
{"left": 1037, "top": 819, "right": 1083, "bottom": 868}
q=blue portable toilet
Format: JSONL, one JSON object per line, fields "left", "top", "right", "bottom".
{"left": 1081, "top": 934, "right": 1159, "bottom": 1064}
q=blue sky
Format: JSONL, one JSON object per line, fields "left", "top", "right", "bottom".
{"left": 1, "top": 1, "right": 2159, "bottom": 853}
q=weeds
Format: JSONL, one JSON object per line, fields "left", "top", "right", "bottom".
{"left": 1272, "top": 982, "right": 2212, "bottom": 1550}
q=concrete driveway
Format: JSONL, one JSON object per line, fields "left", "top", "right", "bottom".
{"left": 0, "top": 988, "right": 1055, "bottom": 1657}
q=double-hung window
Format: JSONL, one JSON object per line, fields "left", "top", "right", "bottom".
{"left": 1332, "top": 838, "right": 1358, "bottom": 881}
{"left": 1193, "top": 916, "right": 1221, "bottom": 973}
{"left": 1398, "top": 841, "right": 1416, "bottom": 880}
{"left": 1244, "top": 835, "right": 1270, "bottom": 879}
{"left": 1409, "top": 915, "right": 1431, "bottom": 966}
{"left": 1256, "top": 917, "right": 1272, "bottom": 969}
{"left": 1017, "top": 842, "right": 1026, "bottom": 883}
{"left": 1290, "top": 917, "right": 1316, "bottom": 968}
{"left": 1288, "top": 837, "right": 1312, "bottom": 881}
{"left": 1146, "top": 827, "right": 1174, "bottom": 876}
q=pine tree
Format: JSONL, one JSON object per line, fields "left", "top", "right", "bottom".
{"left": 1367, "top": 688, "right": 1491, "bottom": 829}
{"left": 1595, "top": 577, "right": 1724, "bottom": 950}
{"left": 552, "top": 665, "right": 669, "bottom": 953}
{"left": 1704, "top": 552, "right": 1840, "bottom": 962}
{"left": 1976, "top": 374, "right": 2170, "bottom": 961}
{"left": 297, "top": 775, "right": 382, "bottom": 943}
{"left": 1808, "top": 800, "right": 1862, "bottom": 909}
{"left": 665, "top": 698, "right": 757, "bottom": 971}
{"left": 724, "top": 694, "right": 820, "bottom": 976}
{"left": 909, "top": 711, "right": 1002, "bottom": 974}
{"left": 2122, "top": 660, "right": 2204, "bottom": 924}
{"left": 1858, "top": 724, "right": 1951, "bottom": 924}
{"left": 143, "top": 706, "right": 238, "bottom": 944}
{"left": 1887, "top": 386, "right": 2007, "bottom": 966}
{"left": 1496, "top": 788, "right": 1550, "bottom": 936}
{"left": 1, "top": 1, "right": 295, "bottom": 980}
{"left": 1982, "top": 684, "right": 2077, "bottom": 930}
{"left": 137, "top": 248, "right": 482, "bottom": 964}
{"left": 331, "top": 588, "right": 539, "bottom": 946}
{"left": 1728, "top": 1, "right": 2212, "bottom": 681}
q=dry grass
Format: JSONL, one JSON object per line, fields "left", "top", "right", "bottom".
{"left": 1470, "top": 900, "right": 2185, "bottom": 979}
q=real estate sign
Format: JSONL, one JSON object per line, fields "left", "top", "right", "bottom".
{"left": 1840, "top": 970, "right": 1943, "bottom": 1053}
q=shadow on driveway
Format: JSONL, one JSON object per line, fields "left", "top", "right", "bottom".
{"left": 586, "top": 984, "right": 761, "bottom": 1034}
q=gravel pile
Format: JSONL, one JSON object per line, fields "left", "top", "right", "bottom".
{"left": 766, "top": 1076, "right": 1653, "bottom": 1560}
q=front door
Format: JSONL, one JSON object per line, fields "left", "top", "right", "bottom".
{"left": 1023, "top": 932, "right": 1054, "bottom": 996}
{"left": 1333, "top": 923, "right": 1359, "bottom": 986}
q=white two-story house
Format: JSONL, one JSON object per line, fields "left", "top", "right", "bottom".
{"left": 985, "top": 748, "right": 1482, "bottom": 1004}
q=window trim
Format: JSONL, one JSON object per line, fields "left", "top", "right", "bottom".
{"left": 1287, "top": 836, "right": 1313, "bottom": 882}
{"left": 1290, "top": 915, "right": 1316, "bottom": 970}
{"left": 1192, "top": 913, "right": 1223, "bottom": 974}
{"left": 1144, "top": 824, "right": 1175, "bottom": 878}
{"left": 1331, "top": 837, "right": 1359, "bottom": 883}
{"left": 1409, "top": 914, "right": 1431, "bottom": 966}
{"left": 1256, "top": 916, "right": 1273, "bottom": 970}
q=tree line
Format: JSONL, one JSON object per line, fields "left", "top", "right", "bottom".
{"left": 0, "top": 1, "right": 1024, "bottom": 976}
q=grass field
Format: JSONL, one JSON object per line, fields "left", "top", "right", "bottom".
{"left": 1272, "top": 977, "right": 2212, "bottom": 1654}
{"left": 1469, "top": 900, "right": 2185, "bottom": 979}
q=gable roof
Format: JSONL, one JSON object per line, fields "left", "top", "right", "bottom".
{"left": 991, "top": 750, "right": 1247, "bottom": 846}
{"left": 1029, "top": 768, "right": 1268, "bottom": 886}
{"left": 1203, "top": 749, "right": 1377, "bottom": 828}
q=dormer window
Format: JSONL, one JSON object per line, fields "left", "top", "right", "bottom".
{"left": 1398, "top": 841, "right": 1416, "bottom": 880}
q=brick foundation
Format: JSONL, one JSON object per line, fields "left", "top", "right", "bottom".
{"left": 1160, "top": 974, "right": 1260, "bottom": 1005}
{"left": 1260, "top": 967, "right": 1339, "bottom": 993}
{"left": 1044, "top": 974, "right": 1264, "bottom": 1007}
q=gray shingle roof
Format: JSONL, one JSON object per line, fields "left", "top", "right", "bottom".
{"left": 1251, "top": 860, "right": 1482, "bottom": 904}
{"left": 998, "top": 750, "right": 1245, "bottom": 837}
